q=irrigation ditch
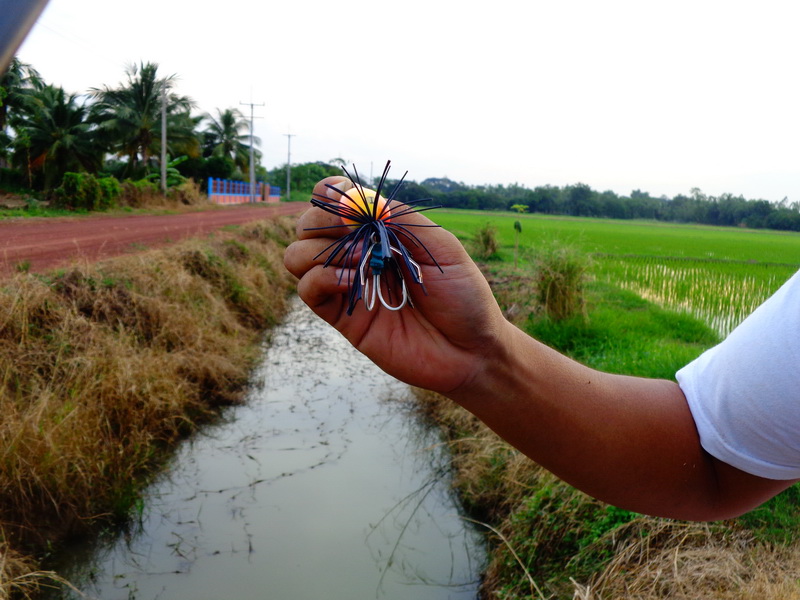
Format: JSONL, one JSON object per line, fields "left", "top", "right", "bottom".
{"left": 47, "top": 297, "right": 484, "bottom": 599}
{"left": 0, "top": 215, "right": 484, "bottom": 599}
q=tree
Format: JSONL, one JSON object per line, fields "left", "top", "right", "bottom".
{"left": 0, "top": 57, "right": 41, "bottom": 164}
{"left": 564, "top": 183, "right": 596, "bottom": 216}
{"left": 269, "top": 161, "right": 340, "bottom": 196}
{"left": 11, "top": 84, "right": 101, "bottom": 189}
{"left": 90, "top": 62, "right": 198, "bottom": 179}
{"left": 202, "top": 108, "right": 257, "bottom": 172}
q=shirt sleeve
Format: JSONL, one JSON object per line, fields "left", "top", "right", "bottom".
{"left": 676, "top": 269, "right": 800, "bottom": 480}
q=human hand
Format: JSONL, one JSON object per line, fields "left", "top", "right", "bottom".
{"left": 284, "top": 176, "right": 509, "bottom": 394}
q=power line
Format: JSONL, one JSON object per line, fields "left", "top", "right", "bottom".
{"left": 239, "top": 100, "right": 264, "bottom": 203}
{"left": 284, "top": 131, "right": 296, "bottom": 201}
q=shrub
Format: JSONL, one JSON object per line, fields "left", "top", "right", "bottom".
{"left": 474, "top": 222, "right": 500, "bottom": 260}
{"left": 167, "top": 179, "right": 204, "bottom": 205}
{"left": 97, "top": 176, "right": 121, "bottom": 209}
{"left": 52, "top": 172, "right": 102, "bottom": 211}
{"left": 0, "top": 167, "right": 25, "bottom": 191}
{"left": 535, "top": 243, "right": 589, "bottom": 321}
{"left": 119, "top": 179, "right": 160, "bottom": 208}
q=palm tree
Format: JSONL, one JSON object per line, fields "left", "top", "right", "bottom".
{"left": 203, "top": 108, "right": 258, "bottom": 173}
{"left": 90, "top": 62, "right": 199, "bottom": 178}
{"left": 0, "top": 57, "right": 41, "bottom": 165}
{"left": 12, "top": 84, "right": 102, "bottom": 189}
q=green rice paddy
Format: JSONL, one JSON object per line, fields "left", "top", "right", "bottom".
{"left": 429, "top": 210, "right": 800, "bottom": 335}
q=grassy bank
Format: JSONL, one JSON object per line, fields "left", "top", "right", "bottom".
{"left": 415, "top": 263, "right": 800, "bottom": 598}
{"left": 0, "top": 217, "right": 296, "bottom": 598}
{"left": 411, "top": 211, "right": 800, "bottom": 598}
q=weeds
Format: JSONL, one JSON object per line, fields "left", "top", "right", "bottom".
{"left": 535, "top": 243, "right": 589, "bottom": 321}
{"left": 413, "top": 246, "right": 800, "bottom": 599}
{"left": 473, "top": 223, "right": 500, "bottom": 260}
{"left": 0, "top": 218, "right": 296, "bottom": 597}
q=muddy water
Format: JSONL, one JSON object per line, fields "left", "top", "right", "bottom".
{"left": 53, "top": 298, "right": 484, "bottom": 599}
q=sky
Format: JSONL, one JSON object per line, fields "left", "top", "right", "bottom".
{"left": 14, "top": 0, "right": 800, "bottom": 202}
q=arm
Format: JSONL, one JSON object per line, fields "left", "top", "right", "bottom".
{"left": 284, "top": 177, "right": 795, "bottom": 521}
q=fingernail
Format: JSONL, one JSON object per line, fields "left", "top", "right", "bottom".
{"left": 327, "top": 181, "right": 351, "bottom": 201}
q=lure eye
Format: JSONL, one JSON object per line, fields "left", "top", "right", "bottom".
{"left": 339, "top": 184, "right": 391, "bottom": 225}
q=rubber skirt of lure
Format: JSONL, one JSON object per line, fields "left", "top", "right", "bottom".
{"left": 306, "top": 160, "right": 443, "bottom": 315}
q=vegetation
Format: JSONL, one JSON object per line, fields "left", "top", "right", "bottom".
{"left": 432, "top": 210, "right": 800, "bottom": 335}
{"left": 410, "top": 180, "right": 800, "bottom": 233}
{"left": 5, "top": 53, "right": 800, "bottom": 233}
{"left": 473, "top": 222, "right": 500, "bottom": 260}
{"left": 413, "top": 210, "right": 800, "bottom": 598}
{"left": 0, "top": 58, "right": 273, "bottom": 207}
{"left": 0, "top": 217, "right": 296, "bottom": 598}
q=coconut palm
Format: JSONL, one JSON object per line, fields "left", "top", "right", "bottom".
{"left": 12, "top": 84, "right": 102, "bottom": 189}
{"left": 203, "top": 107, "right": 258, "bottom": 172}
{"left": 90, "top": 62, "right": 199, "bottom": 178}
{"left": 0, "top": 57, "right": 41, "bottom": 164}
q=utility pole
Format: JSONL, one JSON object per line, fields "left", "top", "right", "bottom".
{"left": 284, "top": 131, "right": 296, "bottom": 201}
{"left": 239, "top": 100, "right": 264, "bottom": 202}
{"left": 160, "top": 84, "right": 167, "bottom": 195}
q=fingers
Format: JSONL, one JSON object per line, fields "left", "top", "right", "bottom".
{"left": 284, "top": 236, "right": 336, "bottom": 279}
{"left": 295, "top": 264, "right": 349, "bottom": 311}
{"left": 296, "top": 176, "right": 354, "bottom": 239}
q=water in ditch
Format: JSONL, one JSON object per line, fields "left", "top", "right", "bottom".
{"left": 51, "top": 298, "right": 485, "bottom": 599}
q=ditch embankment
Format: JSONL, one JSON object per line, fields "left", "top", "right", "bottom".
{"left": 0, "top": 215, "right": 298, "bottom": 597}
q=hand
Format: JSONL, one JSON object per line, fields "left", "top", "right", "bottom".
{"left": 284, "top": 176, "right": 509, "bottom": 394}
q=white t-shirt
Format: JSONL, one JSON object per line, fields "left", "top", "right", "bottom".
{"left": 676, "top": 269, "right": 800, "bottom": 480}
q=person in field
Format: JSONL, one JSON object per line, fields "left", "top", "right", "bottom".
{"left": 284, "top": 176, "right": 800, "bottom": 521}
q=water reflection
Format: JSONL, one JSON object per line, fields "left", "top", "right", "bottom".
{"left": 52, "top": 298, "right": 484, "bottom": 599}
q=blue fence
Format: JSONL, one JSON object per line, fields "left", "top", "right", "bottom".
{"left": 207, "top": 178, "right": 282, "bottom": 204}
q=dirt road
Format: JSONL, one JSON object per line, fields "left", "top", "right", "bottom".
{"left": 0, "top": 203, "right": 307, "bottom": 275}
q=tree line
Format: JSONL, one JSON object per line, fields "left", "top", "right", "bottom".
{"left": 0, "top": 58, "right": 263, "bottom": 193}
{"left": 419, "top": 180, "right": 800, "bottom": 232}
{"left": 269, "top": 161, "right": 800, "bottom": 233}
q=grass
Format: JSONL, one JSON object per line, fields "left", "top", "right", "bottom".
{"left": 0, "top": 217, "right": 296, "bottom": 598}
{"left": 525, "top": 282, "right": 718, "bottom": 378}
{"left": 413, "top": 209, "right": 800, "bottom": 599}
{"left": 429, "top": 209, "right": 800, "bottom": 264}
{"left": 0, "top": 179, "right": 219, "bottom": 221}
{"left": 432, "top": 209, "right": 800, "bottom": 336}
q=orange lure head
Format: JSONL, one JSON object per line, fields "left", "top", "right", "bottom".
{"left": 338, "top": 184, "right": 391, "bottom": 225}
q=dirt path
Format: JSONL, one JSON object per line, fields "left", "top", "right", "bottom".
{"left": 0, "top": 203, "right": 307, "bottom": 275}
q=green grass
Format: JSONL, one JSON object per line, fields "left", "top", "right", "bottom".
{"left": 430, "top": 209, "right": 800, "bottom": 264}
{"left": 431, "top": 209, "right": 800, "bottom": 336}
{"left": 525, "top": 281, "right": 719, "bottom": 379}
{"left": 0, "top": 205, "right": 91, "bottom": 219}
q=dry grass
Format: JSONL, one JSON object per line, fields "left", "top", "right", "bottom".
{"left": 584, "top": 520, "right": 800, "bottom": 599}
{"left": 413, "top": 388, "right": 800, "bottom": 600}
{"left": 118, "top": 179, "right": 208, "bottom": 209}
{"left": 0, "top": 218, "right": 296, "bottom": 598}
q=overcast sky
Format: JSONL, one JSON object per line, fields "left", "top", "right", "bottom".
{"left": 16, "top": 0, "right": 800, "bottom": 202}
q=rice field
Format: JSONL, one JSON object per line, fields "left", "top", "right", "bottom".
{"left": 429, "top": 210, "right": 800, "bottom": 335}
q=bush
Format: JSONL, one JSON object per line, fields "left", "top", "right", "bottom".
{"left": 119, "top": 179, "right": 160, "bottom": 208}
{"left": 97, "top": 176, "right": 121, "bottom": 209}
{"left": 53, "top": 172, "right": 102, "bottom": 211}
{"left": 167, "top": 179, "right": 204, "bottom": 205}
{"left": 0, "top": 167, "right": 25, "bottom": 191}
{"left": 473, "top": 222, "right": 500, "bottom": 260}
{"left": 535, "top": 243, "right": 589, "bottom": 321}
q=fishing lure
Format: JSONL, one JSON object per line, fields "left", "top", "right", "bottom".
{"left": 308, "top": 160, "right": 442, "bottom": 315}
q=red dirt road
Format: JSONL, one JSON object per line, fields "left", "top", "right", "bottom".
{"left": 0, "top": 203, "right": 307, "bottom": 276}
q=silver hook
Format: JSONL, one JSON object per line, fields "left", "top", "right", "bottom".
{"left": 359, "top": 243, "right": 378, "bottom": 311}
{"left": 358, "top": 242, "right": 411, "bottom": 311}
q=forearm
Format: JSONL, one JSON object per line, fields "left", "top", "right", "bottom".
{"left": 446, "top": 320, "right": 785, "bottom": 520}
